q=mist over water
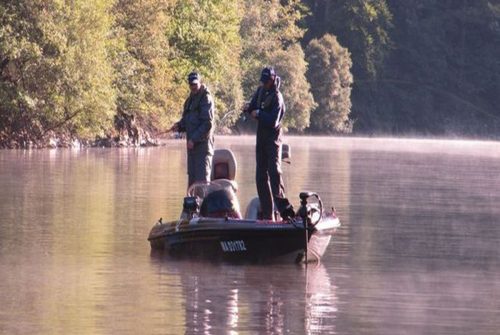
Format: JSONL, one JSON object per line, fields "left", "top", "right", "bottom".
{"left": 1, "top": 136, "right": 500, "bottom": 334}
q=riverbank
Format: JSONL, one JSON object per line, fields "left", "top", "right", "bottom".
{"left": 3, "top": 128, "right": 500, "bottom": 150}
{"left": 0, "top": 130, "right": 164, "bottom": 149}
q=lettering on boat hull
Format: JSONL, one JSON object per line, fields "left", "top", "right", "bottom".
{"left": 220, "top": 240, "right": 247, "bottom": 252}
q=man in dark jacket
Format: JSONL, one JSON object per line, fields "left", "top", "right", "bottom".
{"left": 171, "top": 72, "right": 215, "bottom": 187}
{"left": 247, "top": 67, "right": 294, "bottom": 220}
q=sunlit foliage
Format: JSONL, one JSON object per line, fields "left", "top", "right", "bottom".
{"left": 112, "top": 0, "right": 181, "bottom": 131}
{"left": 1, "top": 0, "right": 499, "bottom": 144}
{"left": 306, "top": 34, "right": 353, "bottom": 133}
{"left": 169, "top": 0, "right": 243, "bottom": 126}
{"left": 0, "top": 0, "right": 116, "bottom": 142}
{"left": 240, "top": 0, "right": 314, "bottom": 132}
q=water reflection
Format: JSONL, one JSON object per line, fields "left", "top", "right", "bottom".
{"left": 332, "top": 260, "right": 500, "bottom": 335}
{"left": 2, "top": 137, "right": 500, "bottom": 334}
{"left": 347, "top": 149, "right": 500, "bottom": 265}
{"left": 151, "top": 258, "right": 338, "bottom": 335}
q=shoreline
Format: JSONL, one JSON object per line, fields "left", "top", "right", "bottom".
{"left": 2, "top": 133, "right": 500, "bottom": 150}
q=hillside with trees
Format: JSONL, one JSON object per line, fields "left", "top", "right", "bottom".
{"left": 1, "top": 0, "right": 499, "bottom": 147}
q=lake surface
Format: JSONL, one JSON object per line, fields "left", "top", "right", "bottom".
{"left": 1, "top": 136, "right": 500, "bottom": 335}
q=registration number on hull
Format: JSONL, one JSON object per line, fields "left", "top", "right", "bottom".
{"left": 220, "top": 240, "right": 247, "bottom": 252}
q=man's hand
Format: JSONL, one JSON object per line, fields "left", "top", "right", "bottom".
{"left": 170, "top": 123, "right": 179, "bottom": 132}
{"left": 250, "top": 109, "right": 259, "bottom": 119}
{"left": 187, "top": 140, "right": 195, "bottom": 150}
{"left": 242, "top": 102, "right": 250, "bottom": 113}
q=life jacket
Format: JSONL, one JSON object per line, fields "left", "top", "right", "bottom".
{"left": 255, "top": 76, "right": 284, "bottom": 129}
{"left": 255, "top": 81, "right": 279, "bottom": 113}
{"left": 183, "top": 84, "right": 210, "bottom": 117}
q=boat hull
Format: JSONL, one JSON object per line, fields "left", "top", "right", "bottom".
{"left": 148, "top": 215, "right": 340, "bottom": 263}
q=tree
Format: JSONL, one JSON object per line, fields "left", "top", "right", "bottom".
{"left": 53, "top": 0, "right": 116, "bottom": 139}
{"left": 303, "top": 0, "right": 392, "bottom": 136}
{"left": 239, "top": 0, "right": 314, "bottom": 131}
{"left": 0, "top": 0, "right": 116, "bottom": 145}
{"left": 0, "top": 1, "right": 43, "bottom": 143}
{"left": 306, "top": 34, "right": 353, "bottom": 133}
{"left": 352, "top": 0, "right": 500, "bottom": 136}
{"left": 112, "top": 0, "right": 182, "bottom": 131}
{"left": 271, "top": 44, "right": 315, "bottom": 131}
{"left": 168, "top": 0, "right": 243, "bottom": 128}
{"left": 240, "top": 0, "right": 308, "bottom": 94}
{"left": 304, "top": 0, "right": 393, "bottom": 79}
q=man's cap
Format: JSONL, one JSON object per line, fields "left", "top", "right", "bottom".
{"left": 260, "top": 67, "right": 276, "bottom": 83}
{"left": 188, "top": 72, "right": 200, "bottom": 84}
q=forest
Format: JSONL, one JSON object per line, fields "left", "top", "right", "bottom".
{"left": 1, "top": 0, "right": 499, "bottom": 147}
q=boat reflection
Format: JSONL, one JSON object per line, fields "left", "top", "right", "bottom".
{"left": 151, "top": 257, "right": 338, "bottom": 334}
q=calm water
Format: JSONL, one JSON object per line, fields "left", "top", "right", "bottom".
{"left": 1, "top": 136, "right": 500, "bottom": 335}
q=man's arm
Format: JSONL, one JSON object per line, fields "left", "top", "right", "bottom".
{"left": 247, "top": 87, "right": 260, "bottom": 112}
{"left": 256, "top": 93, "right": 284, "bottom": 129}
{"left": 190, "top": 94, "right": 214, "bottom": 142}
{"left": 170, "top": 118, "right": 186, "bottom": 132}
{"left": 173, "top": 117, "right": 186, "bottom": 132}
{"left": 171, "top": 101, "right": 187, "bottom": 132}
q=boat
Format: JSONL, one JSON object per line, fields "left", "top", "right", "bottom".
{"left": 147, "top": 148, "right": 341, "bottom": 263}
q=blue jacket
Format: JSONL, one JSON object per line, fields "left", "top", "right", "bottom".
{"left": 248, "top": 77, "right": 285, "bottom": 130}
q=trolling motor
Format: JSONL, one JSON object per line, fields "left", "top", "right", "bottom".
{"left": 298, "top": 192, "right": 323, "bottom": 227}
{"left": 298, "top": 192, "right": 324, "bottom": 264}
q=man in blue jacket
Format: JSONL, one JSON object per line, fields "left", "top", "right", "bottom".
{"left": 171, "top": 72, "right": 215, "bottom": 187}
{"left": 247, "top": 67, "right": 294, "bottom": 220}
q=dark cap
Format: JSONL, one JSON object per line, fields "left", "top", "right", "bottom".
{"left": 260, "top": 67, "right": 276, "bottom": 83}
{"left": 188, "top": 72, "right": 200, "bottom": 84}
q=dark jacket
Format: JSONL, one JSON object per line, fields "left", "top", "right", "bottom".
{"left": 248, "top": 77, "right": 285, "bottom": 131}
{"left": 177, "top": 84, "right": 215, "bottom": 145}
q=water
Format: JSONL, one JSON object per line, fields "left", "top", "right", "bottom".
{"left": 1, "top": 136, "right": 500, "bottom": 334}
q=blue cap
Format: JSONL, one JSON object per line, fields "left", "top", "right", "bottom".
{"left": 188, "top": 72, "right": 200, "bottom": 84}
{"left": 260, "top": 67, "right": 276, "bottom": 83}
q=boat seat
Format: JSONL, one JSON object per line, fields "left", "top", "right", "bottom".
{"left": 245, "top": 196, "right": 284, "bottom": 221}
{"left": 212, "top": 149, "right": 237, "bottom": 182}
{"left": 244, "top": 197, "right": 261, "bottom": 220}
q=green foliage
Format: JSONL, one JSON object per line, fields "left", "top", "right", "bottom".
{"left": 0, "top": 0, "right": 116, "bottom": 141}
{"left": 304, "top": 0, "right": 393, "bottom": 79}
{"left": 240, "top": 0, "right": 314, "bottom": 132}
{"left": 2, "top": 0, "right": 498, "bottom": 143}
{"left": 53, "top": 0, "right": 116, "bottom": 138}
{"left": 352, "top": 0, "right": 500, "bottom": 136}
{"left": 240, "top": 0, "right": 308, "bottom": 96}
{"left": 343, "top": 0, "right": 393, "bottom": 78}
{"left": 168, "top": 0, "right": 243, "bottom": 126}
{"left": 271, "top": 44, "right": 315, "bottom": 131}
{"left": 112, "top": 0, "right": 181, "bottom": 131}
{"left": 306, "top": 34, "right": 353, "bottom": 133}
{"left": 0, "top": 1, "right": 42, "bottom": 139}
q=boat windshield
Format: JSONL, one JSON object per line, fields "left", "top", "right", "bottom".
{"left": 187, "top": 179, "right": 241, "bottom": 219}
{"left": 187, "top": 179, "right": 238, "bottom": 200}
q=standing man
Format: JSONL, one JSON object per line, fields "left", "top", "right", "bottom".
{"left": 246, "top": 67, "right": 294, "bottom": 221}
{"left": 171, "top": 72, "right": 215, "bottom": 187}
